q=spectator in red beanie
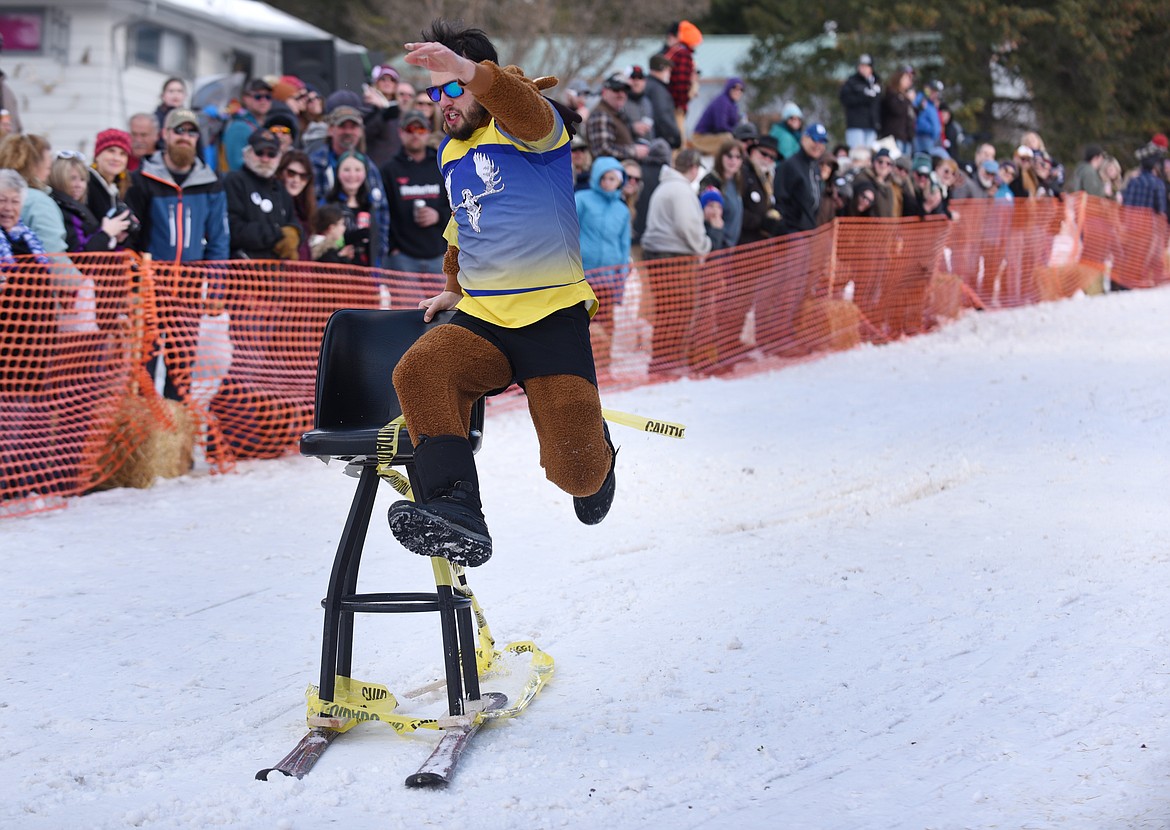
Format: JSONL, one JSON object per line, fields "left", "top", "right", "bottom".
{"left": 87, "top": 128, "right": 133, "bottom": 223}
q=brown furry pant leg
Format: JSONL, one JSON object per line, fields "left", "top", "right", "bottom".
{"left": 524, "top": 374, "right": 610, "bottom": 498}
{"left": 392, "top": 324, "right": 512, "bottom": 442}
{"left": 394, "top": 324, "right": 609, "bottom": 498}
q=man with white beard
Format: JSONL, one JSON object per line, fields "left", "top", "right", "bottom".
{"left": 223, "top": 128, "right": 300, "bottom": 260}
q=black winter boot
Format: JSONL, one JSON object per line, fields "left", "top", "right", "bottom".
{"left": 387, "top": 435, "right": 492, "bottom": 567}
{"left": 573, "top": 423, "right": 617, "bottom": 525}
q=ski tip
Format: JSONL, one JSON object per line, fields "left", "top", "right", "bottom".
{"left": 256, "top": 767, "right": 301, "bottom": 781}
{"left": 405, "top": 771, "right": 450, "bottom": 789}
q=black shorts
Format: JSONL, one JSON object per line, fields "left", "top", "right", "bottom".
{"left": 448, "top": 303, "right": 597, "bottom": 393}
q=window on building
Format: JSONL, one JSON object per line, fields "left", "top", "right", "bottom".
{"left": 0, "top": 10, "right": 45, "bottom": 54}
{"left": 129, "top": 23, "right": 193, "bottom": 77}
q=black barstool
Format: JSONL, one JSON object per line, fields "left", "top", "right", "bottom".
{"left": 299, "top": 308, "right": 486, "bottom": 718}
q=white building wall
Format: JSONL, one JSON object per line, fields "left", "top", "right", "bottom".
{"left": 0, "top": 1, "right": 300, "bottom": 157}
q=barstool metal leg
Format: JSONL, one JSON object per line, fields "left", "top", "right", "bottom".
{"left": 319, "top": 463, "right": 380, "bottom": 702}
{"left": 456, "top": 603, "right": 482, "bottom": 702}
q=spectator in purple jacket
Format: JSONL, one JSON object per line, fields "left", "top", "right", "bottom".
{"left": 691, "top": 77, "right": 744, "bottom": 155}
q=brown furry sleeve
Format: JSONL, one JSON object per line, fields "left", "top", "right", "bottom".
{"left": 463, "top": 61, "right": 557, "bottom": 144}
{"left": 443, "top": 245, "right": 461, "bottom": 294}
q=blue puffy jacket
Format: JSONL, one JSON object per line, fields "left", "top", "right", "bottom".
{"left": 574, "top": 156, "right": 630, "bottom": 273}
{"left": 126, "top": 152, "right": 230, "bottom": 263}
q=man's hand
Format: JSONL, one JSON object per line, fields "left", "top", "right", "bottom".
{"left": 419, "top": 289, "right": 462, "bottom": 322}
{"left": 363, "top": 83, "right": 392, "bottom": 110}
{"left": 403, "top": 41, "right": 477, "bottom": 85}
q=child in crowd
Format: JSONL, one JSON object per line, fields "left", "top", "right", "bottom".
{"left": 700, "top": 187, "right": 728, "bottom": 250}
{"left": 575, "top": 155, "right": 631, "bottom": 371}
{"left": 309, "top": 204, "right": 353, "bottom": 263}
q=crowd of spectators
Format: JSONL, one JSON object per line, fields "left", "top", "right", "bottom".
{"left": 558, "top": 21, "right": 1168, "bottom": 371}
{"left": 1, "top": 28, "right": 1168, "bottom": 383}
{"left": 567, "top": 27, "right": 1170, "bottom": 270}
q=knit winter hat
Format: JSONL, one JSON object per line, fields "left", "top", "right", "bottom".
{"left": 677, "top": 21, "right": 703, "bottom": 48}
{"left": 271, "top": 79, "right": 300, "bottom": 102}
{"left": 699, "top": 187, "right": 724, "bottom": 209}
{"left": 94, "top": 128, "right": 132, "bottom": 159}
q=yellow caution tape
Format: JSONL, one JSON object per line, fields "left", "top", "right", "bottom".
{"left": 305, "top": 636, "right": 554, "bottom": 735}
{"left": 305, "top": 677, "right": 402, "bottom": 734}
{"left": 602, "top": 407, "right": 686, "bottom": 439}
{"left": 376, "top": 417, "right": 414, "bottom": 499}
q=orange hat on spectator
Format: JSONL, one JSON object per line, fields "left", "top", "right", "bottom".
{"left": 677, "top": 21, "right": 703, "bottom": 48}
{"left": 272, "top": 76, "right": 304, "bottom": 102}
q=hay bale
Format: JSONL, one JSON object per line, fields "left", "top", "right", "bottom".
{"left": 926, "top": 271, "right": 964, "bottom": 321}
{"left": 795, "top": 298, "right": 861, "bottom": 353}
{"left": 90, "top": 393, "right": 158, "bottom": 491}
{"left": 153, "top": 399, "right": 195, "bottom": 479}
{"left": 1036, "top": 264, "right": 1104, "bottom": 301}
{"left": 89, "top": 395, "right": 194, "bottom": 490}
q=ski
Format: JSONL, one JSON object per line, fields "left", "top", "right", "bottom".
{"left": 405, "top": 692, "right": 508, "bottom": 788}
{"left": 255, "top": 726, "right": 341, "bottom": 780}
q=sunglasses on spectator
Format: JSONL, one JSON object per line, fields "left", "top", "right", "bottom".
{"left": 254, "top": 149, "right": 279, "bottom": 160}
{"left": 283, "top": 168, "right": 310, "bottom": 181}
{"left": 171, "top": 125, "right": 199, "bottom": 136}
{"left": 425, "top": 81, "right": 465, "bottom": 102}
{"left": 248, "top": 93, "right": 272, "bottom": 101}
{"left": 268, "top": 125, "right": 291, "bottom": 135}
{"left": 756, "top": 150, "right": 778, "bottom": 161}
{"left": 57, "top": 149, "right": 87, "bottom": 162}
{"left": 626, "top": 175, "right": 642, "bottom": 182}
{"left": 402, "top": 124, "right": 429, "bottom": 135}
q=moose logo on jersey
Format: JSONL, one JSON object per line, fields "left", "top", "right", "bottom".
{"left": 446, "top": 152, "right": 504, "bottom": 233}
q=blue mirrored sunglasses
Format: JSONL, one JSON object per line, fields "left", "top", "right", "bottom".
{"left": 425, "top": 80, "right": 465, "bottom": 102}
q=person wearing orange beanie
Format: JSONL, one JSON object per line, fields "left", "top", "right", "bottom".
{"left": 662, "top": 20, "right": 702, "bottom": 138}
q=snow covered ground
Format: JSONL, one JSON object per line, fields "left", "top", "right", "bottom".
{"left": 3, "top": 287, "right": 1169, "bottom": 830}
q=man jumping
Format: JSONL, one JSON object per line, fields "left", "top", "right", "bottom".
{"left": 386, "top": 20, "right": 617, "bottom": 567}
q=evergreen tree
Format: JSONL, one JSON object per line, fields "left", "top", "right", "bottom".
{"left": 726, "top": 0, "right": 1170, "bottom": 166}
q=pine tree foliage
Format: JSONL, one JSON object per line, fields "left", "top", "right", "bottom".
{"left": 711, "top": 0, "right": 1170, "bottom": 165}
{"left": 268, "top": 1, "right": 707, "bottom": 93}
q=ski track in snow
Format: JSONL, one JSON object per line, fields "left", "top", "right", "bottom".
{"left": 2, "top": 287, "right": 1170, "bottom": 829}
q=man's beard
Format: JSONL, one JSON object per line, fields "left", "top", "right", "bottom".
{"left": 244, "top": 154, "right": 277, "bottom": 179}
{"left": 166, "top": 141, "right": 197, "bottom": 170}
{"left": 334, "top": 134, "right": 360, "bottom": 153}
{"left": 444, "top": 101, "right": 490, "bottom": 141}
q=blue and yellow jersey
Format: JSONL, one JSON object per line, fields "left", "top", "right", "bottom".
{"left": 439, "top": 109, "right": 598, "bottom": 328}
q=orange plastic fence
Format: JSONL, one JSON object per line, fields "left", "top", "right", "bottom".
{"left": 2, "top": 194, "right": 1166, "bottom": 516}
